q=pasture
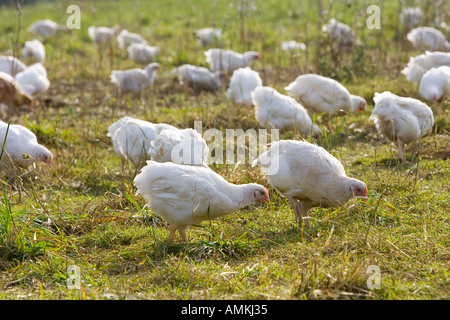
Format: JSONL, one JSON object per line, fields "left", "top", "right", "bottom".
{"left": 0, "top": 0, "right": 449, "bottom": 300}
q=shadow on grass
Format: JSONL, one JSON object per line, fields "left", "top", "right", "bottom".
{"left": 95, "top": 218, "right": 339, "bottom": 277}
{"left": 257, "top": 220, "right": 334, "bottom": 247}
{"left": 373, "top": 157, "right": 415, "bottom": 168}
{"left": 145, "top": 220, "right": 334, "bottom": 264}
{"left": 149, "top": 234, "right": 255, "bottom": 262}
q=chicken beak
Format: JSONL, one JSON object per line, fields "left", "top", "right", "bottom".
{"left": 357, "top": 102, "right": 366, "bottom": 112}
{"left": 256, "top": 197, "right": 270, "bottom": 204}
{"left": 357, "top": 186, "right": 368, "bottom": 202}
{"left": 358, "top": 196, "right": 368, "bottom": 202}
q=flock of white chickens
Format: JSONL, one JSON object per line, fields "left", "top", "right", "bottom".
{"left": 0, "top": 6, "right": 448, "bottom": 242}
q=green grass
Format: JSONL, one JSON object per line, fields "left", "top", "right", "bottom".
{"left": 0, "top": 0, "right": 449, "bottom": 300}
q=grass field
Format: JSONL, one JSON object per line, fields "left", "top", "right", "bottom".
{"left": 0, "top": 0, "right": 449, "bottom": 300}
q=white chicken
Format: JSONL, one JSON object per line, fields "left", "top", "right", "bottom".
{"left": 107, "top": 116, "right": 177, "bottom": 170}
{"left": 419, "top": 66, "right": 450, "bottom": 102}
{"left": 251, "top": 86, "right": 322, "bottom": 138}
{"left": 280, "top": 40, "right": 306, "bottom": 51}
{"left": 402, "top": 51, "right": 450, "bottom": 84}
{"left": 226, "top": 67, "right": 262, "bottom": 105}
{"left": 284, "top": 74, "right": 366, "bottom": 128}
{"left": 399, "top": 7, "right": 423, "bottom": 31}
{"left": 22, "top": 39, "right": 45, "bottom": 64}
{"left": 148, "top": 128, "right": 209, "bottom": 167}
{"left": 194, "top": 28, "right": 222, "bottom": 47}
{"left": 134, "top": 160, "right": 270, "bottom": 242}
{"left": 252, "top": 140, "right": 367, "bottom": 228}
{"left": 204, "top": 49, "right": 261, "bottom": 73}
{"left": 88, "top": 25, "right": 121, "bottom": 44}
{"left": 116, "top": 29, "right": 147, "bottom": 50}
{"left": 15, "top": 63, "right": 50, "bottom": 96}
{"left": 172, "top": 64, "right": 225, "bottom": 92}
{"left": 0, "top": 56, "right": 27, "bottom": 76}
{"left": 110, "top": 62, "right": 160, "bottom": 96}
{"left": 322, "top": 19, "right": 361, "bottom": 53}
{"left": 0, "top": 120, "right": 53, "bottom": 168}
{"left": 406, "top": 27, "right": 450, "bottom": 51}
{"left": 370, "top": 91, "right": 434, "bottom": 163}
{"left": 127, "top": 43, "right": 160, "bottom": 64}
{"left": 0, "top": 71, "right": 33, "bottom": 117}
{"left": 27, "top": 19, "right": 66, "bottom": 38}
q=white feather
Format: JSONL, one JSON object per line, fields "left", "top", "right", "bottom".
{"left": 0, "top": 56, "right": 27, "bottom": 76}
{"left": 107, "top": 116, "right": 177, "bottom": 167}
{"left": 371, "top": 91, "right": 434, "bottom": 160}
{"left": 172, "top": 64, "right": 224, "bottom": 91}
{"left": 253, "top": 140, "right": 367, "bottom": 227}
{"left": 280, "top": 40, "right": 306, "bottom": 51}
{"left": 285, "top": 74, "right": 366, "bottom": 121}
{"left": 0, "top": 120, "right": 53, "bottom": 168}
{"left": 110, "top": 63, "right": 160, "bottom": 94}
{"left": 28, "top": 19, "right": 64, "bottom": 38}
{"left": 116, "top": 29, "right": 147, "bottom": 50}
{"left": 149, "top": 127, "right": 209, "bottom": 167}
{"left": 251, "top": 86, "right": 321, "bottom": 137}
{"left": 15, "top": 63, "right": 50, "bottom": 96}
{"left": 400, "top": 7, "right": 423, "bottom": 31}
{"left": 22, "top": 39, "right": 45, "bottom": 63}
{"left": 134, "top": 161, "right": 269, "bottom": 241}
{"left": 419, "top": 66, "right": 450, "bottom": 101}
{"left": 194, "top": 28, "right": 222, "bottom": 47}
{"left": 322, "top": 19, "right": 361, "bottom": 52}
{"left": 406, "top": 27, "right": 450, "bottom": 51}
{"left": 204, "top": 49, "right": 261, "bottom": 73}
{"left": 227, "top": 67, "right": 262, "bottom": 105}
{"left": 402, "top": 51, "right": 450, "bottom": 84}
{"left": 88, "top": 26, "right": 121, "bottom": 44}
{"left": 127, "top": 43, "right": 160, "bottom": 64}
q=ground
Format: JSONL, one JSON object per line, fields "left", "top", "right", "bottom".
{"left": 0, "top": 0, "right": 449, "bottom": 300}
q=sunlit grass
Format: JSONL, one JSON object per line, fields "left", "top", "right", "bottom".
{"left": 0, "top": 0, "right": 449, "bottom": 300}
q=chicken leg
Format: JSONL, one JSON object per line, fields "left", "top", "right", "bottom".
{"left": 168, "top": 224, "right": 177, "bottom": 241}
{"left": 178, "top": 226, "right": 188, "bottom": 243}
{"left": 167, "top": 224, "right": 188, "bottom": 242}
{"left": 397, "top": 139, "right": 405, "bottom": 163}
{"left": 120, "top": 157, "right": 126, "bottom": 174}
{"left": 288, "top": 197, "right": 311, "bottom": 228}
{"left": 323, "top": 119, "right": 332, "bottom": 134}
